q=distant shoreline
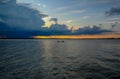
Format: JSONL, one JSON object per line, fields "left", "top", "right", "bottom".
{"left": 0, "top": 38, "right": 120, "bottom": 40}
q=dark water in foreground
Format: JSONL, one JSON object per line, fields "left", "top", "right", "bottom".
{"left": 0, "top": 39, "right": 120, "bottom": 79}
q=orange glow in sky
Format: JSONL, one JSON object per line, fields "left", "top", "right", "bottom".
{"left": 33, "top": 34, "right": 120, "bottom": 39}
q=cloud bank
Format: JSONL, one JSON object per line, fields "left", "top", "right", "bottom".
{"left": 0, "top": 0, "right": 112, "bottom": 38}
{"left": 74, "top": 25, "right": 111, "bottom": 35}
{"left": 0, "top": 0, "right": 47, "bottom": 30}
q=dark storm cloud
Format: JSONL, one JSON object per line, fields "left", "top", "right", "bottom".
{"left": 0, "top": 0, "right": 113, "bottom": 38}
{"left": 47, "top": 24, "right": 71, "bottom": 35}
{"left": 0, "top": 22, "right": 50, "bottom": 38}
{"left": 46, "top": 24, "right": 112, "bottom": 35}
{"left": 105, "top": 7, "right": 120, "bottom": 16}
{"left": 49, "top": 18, "right": 58, "bottom": 24}
{"left": 0, "top": 0, "right": 47, "bottom": 30}
{"left": 0, "top": 0, "right": 48, "bottom": 38}
{"left": 49, "top": 24, "right": 68, "bottom": 31}
{"left": 0, "top": 22, "right": 112, "bottom": 38}
{"left": 74, "top": 25, "right": 111, "bottom": 35}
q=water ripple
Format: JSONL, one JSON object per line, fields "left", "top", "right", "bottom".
{"left": 0, "top": 39, "right": 120, "bottom": 79}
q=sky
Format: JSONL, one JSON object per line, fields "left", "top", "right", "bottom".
{"left": 0, "top": 0, "right": 120, "bottom": 38}
{"left": 17, "top": 0, "right": 120, "bottom": 28}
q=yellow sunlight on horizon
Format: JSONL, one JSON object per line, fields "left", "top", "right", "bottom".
{"left": 33, "top": 34, "right": 120, "bottom": 39}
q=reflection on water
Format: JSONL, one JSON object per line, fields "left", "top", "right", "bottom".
{"left": 0, "top": 39, "right": 120, "bottom": 79}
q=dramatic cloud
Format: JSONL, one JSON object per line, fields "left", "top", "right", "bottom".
{"left": 47, "top": 24, "right": 71, "bottom": 35}
{"left": 49, "top": 24, "right": 68, "bottom": 31}
{"left": 0, "top": 0, "right": 113, "bottom": 38}
{"left": 0, "top": 0, "right": 47, "bottom": 30}
{"left": 42, "top": 16, "right": 51, "bottom": 22}
{"left": 49, "top": 18, "right": 58, "bottom": 24}
{"left": 105, "top": 7, "right": 120, "bottom": 16}
{"left": 74, "top": 25, "right": 111, "bottom": 35}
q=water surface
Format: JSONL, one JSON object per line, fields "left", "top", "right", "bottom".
{"left": 0, "top": 39, "right": 120, "bottom": 79}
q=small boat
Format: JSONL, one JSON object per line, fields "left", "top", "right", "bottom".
{"left": 57, "top": 40, "right": 64, "bottom": 43}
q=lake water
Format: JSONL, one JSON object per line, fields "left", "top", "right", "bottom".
{"left": 0, "top": 39, "right": 120, "bottom": 79}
